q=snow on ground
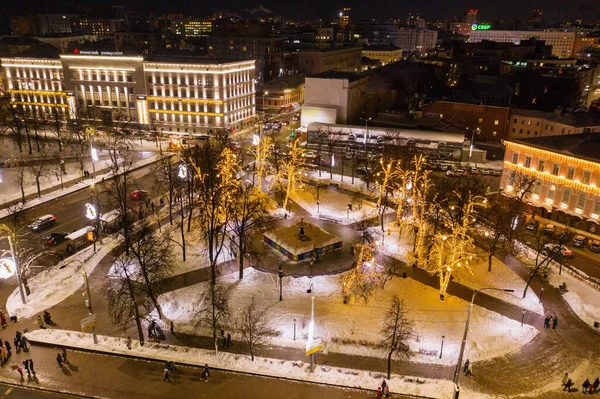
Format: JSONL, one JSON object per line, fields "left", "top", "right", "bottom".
{"left": 290, "top": 186, "right": 384, "bottom": 225}
{"left": 306, "top": 170, "right": 375, "bottom": 197}
{"left": 6, "top": 236, "right": 120, "bottom": 320}
{"left": 26, "top": 328, "right": 455, "bottom": 399}
{"left": 549, "top": 267, "right": 600, "bottom": 329}
{"left": 159, "top": 267, "right": 538, "bottom": 367}
{"left": 377, "top": 222, "right": 544, "bottom": 314}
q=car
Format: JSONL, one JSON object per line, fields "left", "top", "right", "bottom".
{"left": 492, "top": 169, "right": 502, "bottom": 176}
{"left": 526, "top": 220, "right": 539, "bottom": 231}
{"left": 439, "top": 164, "right": 449, "bottom": 171}
{"left": 29, "top": 215, "right": 56, "bottom": 232}
{"left": 344, "top": 152, "right": 354, "bottom": 160}
{"left": 589, "top": 240, "right": 600, "bottom": 253}
{"left": 469, "top": 167, "right": 481, "bottom": 175}
{"left": 292, "top": 114, "right": 300, "bottom": 121}
{"left": 282, "top": 120, "right": 289, "bottom": 126}
{"left": 263, "top": 124, "right": 272, "bottom": 130}
{"left": 130, "top": 190, "right": 149, "bottom": 200}
{"left": 446, "top": 169, "right": 465, "bottom": 177}
{"left": 229, "top": 141, "right": 240, "bottom": 151}
{"left": 302, "top": 151, "right": 318, "bottom": 159}
{"left": 556, "top": 230, "right": 572, "bottom": 241}
{"left": 543, "top": 244, "right": 574, "bottom": 258}
{"left": 572, "top": 235, "right": 588, "bottom": 248}
{"left": 347, "top": 134, "right": 356, "bottom": 141}
{"left": 45, "top": 232, "right": 68, "bottom": 246}
{"left": 543, "top": 223, "right": 555, "bottom": 235}
{"left": 356, "top": 167, "right": 372, "bottom": 175}
{"left": 479, "top": 168, "right": 491, "bottom": 175}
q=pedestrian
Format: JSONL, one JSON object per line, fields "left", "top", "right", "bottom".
{"left": 463, "top": 359, "right": 470, "bottom": 374}
{"left": 61, "top": 348, "right": 69, "bottom": 364}
{"left": 126, "top": 336, "right": 132, "bottom": 350}
{"left": 163, "top": 367, "right": 171, "bottom": 382}
{"left": 564, "top": 378, "right": 574, "bottom": 392}
{"left": 383, "top": 385, "right": 390, "bottom": 398}
{"left": 552, "top": 315, "right": 558, "bottom": 330}
{"left": 28, "top": 359, "right": 35, "bottom": 375}
{"left": 376, "top": 386, "right": 382, "bottom": 399}
{"left": 465, "top": 361, "right": 473, "bottom": 377}
{"left": 13, "top": 337, "right": 19, "bottom": 353}
{"left": 1, "top": 312, "right": 7, "bottom": 328}
{"left": 544, "top": 315, "right": 550, "bottom": 329}
{"left": 170, "top": 321, "right": 174, "bottom": 334}
{"left": 583, "top": 379, "right": 591, "bottom": 393}
{"left": 56, "top": 353, "right": 63, "bottom": 367}
{"left": 226, "top": 333, "right": 232, "bottom": 347}
{"left": 201, "top": 364, "right": 210, "bottom": 382}
{"left": 381, "top": 380, "right": 387, "bottom": 391}
{"left": 5, "top": 341, "right": 11, "bottom": 356}
{"left": 20, "top": 335, "right": 28, "bottom": 351}
{"left": 37, "top": 315, "right": 45, "bottom": 329}
{"left": 593, "top": 377, "right": 599, "bottom": 393}
{"left": 16, "top": 364, "right": 23, "bottom": 379}
{"left": 22, "top": 360, "right": 30, "bottom": 378}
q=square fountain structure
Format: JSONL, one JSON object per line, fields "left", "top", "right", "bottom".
{"left": 263, "top": 221, "right": 342, "bottom": 262}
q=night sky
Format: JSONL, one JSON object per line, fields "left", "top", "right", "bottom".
{"left": 4, "top": 0, "right": 600, "bottom": 22}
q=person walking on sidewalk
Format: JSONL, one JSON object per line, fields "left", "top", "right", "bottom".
{"left": 201, "top": 364, "right": 211, "bottom": 382}
{"left": 61, "top": 348, "right": 69, "bottom": 364}
{"left": 226, "top": 333, "right": 232, "bottom": 347}
{"left": 20, "top": 334, "right": 28, "bottom": 351}
{"left": 37, "top": 316, "right": 45, "bottom": 329}
{"left": 13, "top": 337, "right": 19, "bottom": 354}
{"left": 552, "top": 315, "right": 558, "bottom": 329}
{"left": 592, "top": 377, "right": 599, "bottom": 393}
{"left": 1, "top": 311, "right": 8, "bottom": 328}
{"left": 28, "top": 359, "right": 35, "bottom": 376}
{"left": 163, "top": 367, "right": 171, "bottom": 382}
{"left": 56, "top": 353, "right": 63, "bottom": 368}
{"left": 126, "top": 337, "right": 132, "bottom": 350}
{"left": 465, "top": 361, "right": 473, "bottom": 376}
{"left": 23, "top": 360, "right": 30, "bottom": 379}
{"left": 16, "top": 364, "right": 23, "bottom": 379}
{"left": 583, "top": 379, "right": 591, "bottom": 393}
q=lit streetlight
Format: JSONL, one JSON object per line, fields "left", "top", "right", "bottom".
{"left": 278, "top": 263, "right": 285, "bottom": 301}
{"left": 440, "top": 335, "right": 445, "bottom": 359}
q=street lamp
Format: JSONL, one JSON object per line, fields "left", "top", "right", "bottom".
{"left": 466, "top": 127, "right": 480, "bottom": 168}
{"left": 263, "top": 91, "right": 269, "bottom": 115}
{"left": 440, "top": 335, "right": 445, "bottom": 359}
{"left": 521, "top": 309, "right": 525, "bottom": 326}
{"left": 317, "top": 200, "right": 320, "bottom": 214}
{"left": 90, "top": 143, "right": 98, "bottom": 180}
{"left": 454, "top": 287, "right": 515, "bottom": 399}
{"left": 278, "top": 263, "right": 284, "bottom": 301}
{"left": 360, "top": 117, "right": 372, "bottom": 146}
{"left": 293, "top": 318, "right": 297, "bottom": 340}
{"left": 539, "top": 287, "right": 544, "bottom": 303}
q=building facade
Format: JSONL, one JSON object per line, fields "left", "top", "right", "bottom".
{"left": 508, "top": 108, "right": 600, "bottom": 139}
{"left": 502, "top": 134, "right": 600, "bottom": 235}
{"left": 362, "top": 46, "right": 402, "bottom": 66}
{"left": 258, "top": 73, "right": 305, "bottom": 113}
{"left": 0, "top": 54, "right": 256, "bottom": 135}
{"left": 297, "top": 46, "right": 362, "bottom": 76}
{"left": 397, "top": 28, "right": 438, "bottom": 55}
{"left": 469, "top": 30, "right": 576, "bottom": 59}
{"left": 171, "top": 19, "right": 213, "bottom": 37}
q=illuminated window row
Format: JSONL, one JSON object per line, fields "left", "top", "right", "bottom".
{"left": 146, "top": 96, "right": 223, "bottom": 105}
{"left": 8, "top": 90, "right": 66, "bottom": 96}
{"left": 150, "top": 109, "right": 224, "bottom": 117}
{"left": 12, "top": 102, "right": 68, "bottom": 108}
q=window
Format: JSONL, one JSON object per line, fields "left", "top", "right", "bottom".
{"left": 492, "top": 131, "right": 497, "bottom": 136}
{"left": 562, "top": 189, "right": 571, "bottom": 204}
{"left": 582, "top": 171, "right": 591, "bottom": 184}
{"left": 577, "top": 194, "right": 586, "bottom": 210}
{"left": 525, "top": 157, "right": 532, "bottom": 168}
{"left": 538, "top": 160, "right": 545, "bottom": 172}
{"left": 513, "top": 118, "right": 517, "bottom": 123}
{"left": 533, "top": 182, "right": 542, "bottom": 195}
{"left": 512, "top": 153, "right": 519, "bottom": 164}
{"left": 494, "top": 120, "right": 499, "bottom": 125}
{"left": 552, "top": 163, "right": 560, "bottom": 176}
{"left": 478, "top": 118, "right": 483, "bottom": 123}
{"left": 567, "top": 166, "right": 575, "bottom": 180}
{"left": 548, "top": 185, "right": 556, "bottom": 200}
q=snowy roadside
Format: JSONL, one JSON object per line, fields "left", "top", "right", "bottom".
{"left": 6, "top": 236, "right": 121, "bottom": 320}
{"left": 25, "top": 328, "right": 455, "bottom": 399}
{"left": 0, "top": 152, "right": 170, "bottom": 219}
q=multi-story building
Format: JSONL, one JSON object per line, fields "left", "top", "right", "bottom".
{"left": 339, "top": 8, "right": 351, "bottom": 28}
{"left": 36, "top": 35, "right": 99, "bottom": 54}
{"left": 171, "top": 19, "right": 213, "bottom": 38}
{"left": 38, "top": 14, "right": 77, "bottom": 35}
{"left": 350, "top": 21, "right": 400, "bottom": 47}
{"left": 397, "top": 28, "right": 438, "bottom": 56}
{"left": 297, "top": 46, "right": 362, "bottom": 75}
{"left": 72, "top": 18, "right": 124, "bottom": 36}
{"left": 362, "top": 46, "right": 402, "bottom": 67}
{"left": 502, "top": 134, "right": 600, "bottom": 235}
{"left": 258, "top": 73, "right": 305, "bottom": 113}
{"left": 0, "top": 54, "right": 256, "bottom": 135}
{"left": 508, "top": 108, "right": 600, "bottom": 139}
{"left": 469, "top": 30, "right": 576, "bottom": 59}
{"left": 302, "top": 71, "right": 368, "bottom": 125}
{"left": 572, "top": 35, "right": 600, "bottom": 59}
{"left": 206, "top": 36, "right": 283, "bottom": 83}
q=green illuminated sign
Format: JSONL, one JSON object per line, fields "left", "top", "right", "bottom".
{"left": 471, "top": 23, "right": 491, "bottom": 30}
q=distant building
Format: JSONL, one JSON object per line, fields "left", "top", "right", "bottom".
{"left": 465, "top": 9, "right": 478, "bottom": 25}
{"left": 171, "top": 19, "right": 213, "bottom": 38}
{"left": 339, "top": 8, "right": 351, "bottom": 28}
{"left": 362, "top": 46, "right": 402, "bottom": 67}
{"left": 350, "top": 21, "right": 399, "bottom": 47}
{"left": 36, "top": 35, "right": 99, "bottom": 53}
{"left": 259, "top": 73, "right": 305, "bottom": 113}
{"left": 397, "top": 28, "right": 438, "bottom": 56}
{"left": 302, "top": 71, "right": 368, "bottom": 125}
{"left": 469, "top": 30, "right": 576, "bottom": 59}
{"left": 11, "top": 14, "right": 77, "bottom": 36}
{"left": 297, "top": 46, "right": 362, "bottom": 75}
{"left": 572, "top": 35, "right": 600, "bottom": 59}
{"left": 502, "top": 134, "right": 600, "bottom": 236}
{"left": 72, "top": 18, "right": 124, "bottom": 36}
{"left": 508, "top": 108, "right": 600, "bottom": 139}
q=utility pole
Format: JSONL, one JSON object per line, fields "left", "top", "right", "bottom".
{"left": 7, "top": 235, "right": 26, "bottom": 304}
{"left": 83, "top": 270, "right": 98, "bottom": 344}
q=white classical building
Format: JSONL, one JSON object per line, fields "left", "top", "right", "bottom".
{"left": 1, "top": 53, "right": 256, "bottom": 135}
{"left": 469, "top": 30, "right": 576, "bottom": 59}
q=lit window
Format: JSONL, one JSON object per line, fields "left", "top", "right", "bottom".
{"left": 583, "top": 171, "right": 591, "bottom": 184}
{"left": 562, "top": 189, "right": 571, "bottom": 204}
{"left": 567, "top": 166, "right": 575, "bottom": 180}
{"left": 577, "top": 194, "right": 586, "bottom": 210}
{"left": 478, "top": 118, "right": 483, "bottom": 123}
{"left": 525, "top": 157, "right": 531, "bottom": 168}
{"left": 548, "top": 185, "right": 556, "bottom": 201}
{"left": 538, "top": 160, "right": 545, "bottom": 172}
{"left": 552, "top": 163, "right": 560, "bottom": 176}
{"left": 494, "top": 120, "right": 499, "bottom": 125}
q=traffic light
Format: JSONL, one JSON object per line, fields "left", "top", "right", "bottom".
{"left": 290, "top": 130, "right": 295, "bottom": 138}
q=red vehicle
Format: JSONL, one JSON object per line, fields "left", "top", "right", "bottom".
{"left": 130, "top": 190, "right": 149, "bottom": 201}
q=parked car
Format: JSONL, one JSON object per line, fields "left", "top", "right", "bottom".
{"left": 45, "top": 231, "right": 68, "bottom": 246}
{"left": 439, "top": 164, "right": 450, "bottom": 171}
{"left": 556, "top": 230, "right": 572, "bottom": 241}
{"left": 526, "top": 220, "right": 539, "bottom": 231}
{"left": 347, "top": 134, "right": 356, "bottom": 141}
{"left": 281, "top": 120, "right": 289, "bottom": 126}
{"left": 543, "top": 244, "right": 574, "bottom": 258}
{"left": 356, "top": 167, "right": 372, "bottom": 175}
{"left": 446, "top": 169, "right": 465, "bottom": 177}
{"left": 492, "top": 169, "right": 502, "bottom": 176}
{"left": 292, "top": 114, "right": 300, "bottom": 121}
{"left": 589, "top": 240, "right": 600, "bottom": 253}
{"left": 29, "top": 215, "right": 56, "bottom": 232}
{"left": 572, "top": 235, "right": 589, "bottom": 248}
{"left": 344, "top": 152, "right": 354, "bottom": 160}
{"left": 479, "top": 168, "right": 491, "bottom": 175}
{"left": 302, "top": 151, "right": 318, "bottom": 159}
{"left": 543, "top": 224, "right": 555, "bottom": 235}
{"left": 130, "top": 190, "right": 149, "bottom": 201}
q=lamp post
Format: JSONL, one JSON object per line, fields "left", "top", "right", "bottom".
{"left": 85, "top": 201, "right": 99, "bottom": 252}
{"left": 263, "top": 91, "right": 269, "bottom": 116}
{"left": 454, "top": 287, "right": 514, "bottom": 399}
{"left": 317, "top": 200, "right": 320, "bottom": 214}
{"left": 360, "top": 117, "right": 371, "bottom": 148}
{"left": 83, "top": 269, "right": 98, "bottom": 344}
{"left": 466, "top": 127, "right": 479, "bottom": 168}
{"left": 293, "top": 318, "right": 297, "bottom": 340}
{"left": 440, "top": 335, "right": 445, "bottom": 359}
{"left": 90, "top": 138, "right": 98, "bottom": 181}
{"left": 539, "top": 287, "right": 544, "bottom": 303}
{"left": 278, "top": 263, "right": 284, "bottom": 301}
{"left": 521, "top": 309, "right": 525, "bottom": 326}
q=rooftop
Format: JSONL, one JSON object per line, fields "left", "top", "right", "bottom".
{"left": 260, "top": 73, "right": 305, "bottom": 92}
{"left": 362, "top": 45, "right": 402, "bottom": 52}
{"left": 512, "top": 108, "right": 600, "bottom": 127}
{"left": 308, "top": 71, "right": 366, "bottom": 82}
{"left": 299, "top": 46, "right": 362, "bottom": 53}
{"left": 507, "top": 133, "right": 600, "bottom": 163}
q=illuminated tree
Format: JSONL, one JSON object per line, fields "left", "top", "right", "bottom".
{"left": 340, "top": 242, "right": 385, "bottom": 304}
{"left": 249, "top": 134, "right": 273, "bottom": 191}
{"left": 276, "top": 138, "right": 307, "bottom": 210}
{"left": 375, "top": 158, "right": 400, "bottom": 209}
{"left": 403, "top": 155, "right": 433, "bottom": 263}
{"left": 427, "top": 192, "right": 485, "bottom": 300}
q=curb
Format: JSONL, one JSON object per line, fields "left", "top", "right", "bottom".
{"left": 0, "top": 380, "right": 105, "bottom": 399}
{"left": 28, "top": 338, "right": 439, "bottom": 399}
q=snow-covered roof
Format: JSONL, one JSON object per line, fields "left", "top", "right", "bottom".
{"left": 100, "top": 209, "right": 120, "bottom": 223}
{"left": 264, "top": 222, "right": 341, "bottom": 256}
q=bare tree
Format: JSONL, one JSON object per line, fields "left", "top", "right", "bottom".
{"left": 516, "top": 225, "right": 553, "bottom": 298}
{"left": 380, "top": 295, "right": 415, "bottom": 379}
{"left": 105, "top": 254, "right": 149, "bottom": 346}
{"left": 195, "top": 283, "right": 232, "bottom": 339}
{"left": 476, "top": 200, "right": 513, "bottom": 272}
{"left": 27, "top": 148, "right": 53, "bottom": 198}
{"left": 153, "top": 152, "right": 175, "bottom": 225}
{"left": 5, "top": 156, "right": 27, "bottom": 204}
{"left": 236, "top": 296, "right": 272, "bottom": 361}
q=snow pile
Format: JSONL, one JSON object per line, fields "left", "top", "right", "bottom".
{"left": 25, "top": 328, "right": 456, "bottom": 399}
{"left": 6, "top": 236, "right": 120, "bottom": 320}
{"left": 158, "top": 268, "right": 538, "bottom": 366}
{"left": 550, "top": 270, "right": 600, "bottom": 328}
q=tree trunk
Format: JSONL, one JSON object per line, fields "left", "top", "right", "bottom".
{"left": 180, "top": 203, "right": 186, "bottom": 262}
{"left": 20, "top": 174, "right": 26, "bottom": 204}
{"left": 387, "top": 351, "right": 393, "bottom": 379}
{"left": 34, "top": 126, "right": 40, "bottom": 152}
{"left": 238, "top": 234, "right": 244, "bottom": 280}
{"left": 522, "top": 272, "right": 534, "bottom": 299}
{"left": 488, "top": 253, "right": 493, "bottom": 272}
{"left": 36, "top": 176, "right": 41, "bottom": 198}
{"left": 126, "top": 276, "right": 145, "bottom": 346}
{"left": 25, "top": 124, "right": 32, "bottom": 155}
